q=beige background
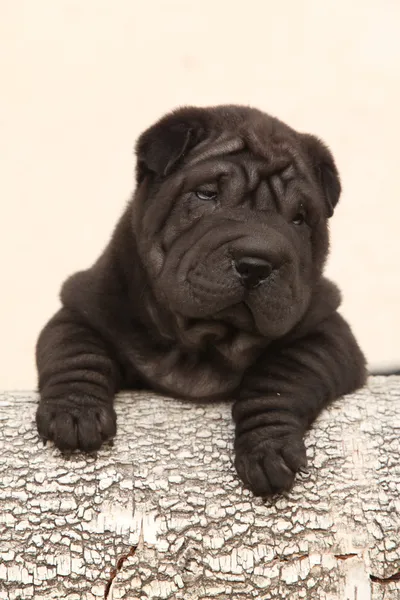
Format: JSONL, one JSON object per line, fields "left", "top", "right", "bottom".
{"left": 1, "top": 0, "right": 399, "bottom": 389}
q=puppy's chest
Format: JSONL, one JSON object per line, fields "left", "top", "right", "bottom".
{"left": 122, "top": 333, "right": 266, "bottom": 400}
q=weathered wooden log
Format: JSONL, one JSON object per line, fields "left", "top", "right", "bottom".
{"left": 0, "top": 377, "right": 399, "bottom": 599}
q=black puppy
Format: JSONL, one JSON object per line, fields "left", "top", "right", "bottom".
{"left": 36, "top": 105, "right": 366, "bottom": 496}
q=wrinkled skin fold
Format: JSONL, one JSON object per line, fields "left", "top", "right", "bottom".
{"left": 36, "top": 105, "right": 367, "bottom": 496}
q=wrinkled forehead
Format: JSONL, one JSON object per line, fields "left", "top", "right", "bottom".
{"left": 181, "top": 123, "right": 311, "bottom": 195}
{"left": 184, "top": 116, "right": 308, "bottom": 181}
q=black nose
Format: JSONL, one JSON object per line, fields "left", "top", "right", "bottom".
{"left": 234, "top": 256, "right": 273, "bottom": 289}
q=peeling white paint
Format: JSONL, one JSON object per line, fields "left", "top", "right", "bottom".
{"left": 341, "top": 555, "right": 372, "bottom": 600}
{"left": 0, "top": 381, "right": 399, "bottom": 599}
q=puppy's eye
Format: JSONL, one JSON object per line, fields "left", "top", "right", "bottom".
{"left": 195, "top": 190, "right": 218, "bottom": 201}
{"left": 292, "top": 210, "right": 306, "bottom": 226}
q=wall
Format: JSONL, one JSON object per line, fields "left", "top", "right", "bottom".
{"left": 1, "top": 0, "right": 399, "bottom": 388}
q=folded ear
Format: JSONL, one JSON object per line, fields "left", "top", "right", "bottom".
{"left": 135, "top": 108, "right": 208, "bottom": 182}
{"left": 301, "top": 134, "right": 341, "bottom": 217}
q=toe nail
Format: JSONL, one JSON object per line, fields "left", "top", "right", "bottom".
{"left": 298, "top": 467, "right": 311, "bottom": 478}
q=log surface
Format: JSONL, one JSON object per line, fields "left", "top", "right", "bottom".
{"left": 0, "top": 377, "right": 399, "bottom": 599}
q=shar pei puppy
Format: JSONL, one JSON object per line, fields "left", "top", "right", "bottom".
{"left": 36, "top": 105, "right": 366, "bottom": 496}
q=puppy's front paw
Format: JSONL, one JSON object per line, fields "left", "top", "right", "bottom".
{"left": 234, "top": 430, "right": 307, "bottom": 496}
{"left": 36, "top": 395, "right": 116, "bottom": 452}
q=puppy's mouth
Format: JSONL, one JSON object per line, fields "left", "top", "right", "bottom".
{"left": 211, "top": 302, "right": 257, "bottom": 334}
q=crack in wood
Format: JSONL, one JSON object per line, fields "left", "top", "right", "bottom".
{"left": 104, "top": 543, "right": 139, "bottom": 599}
{"left": 104, "top": 516, "right": 144, "bottom": 599}
{"left": 370, "top": 571, "right": 400, "bottom": 584}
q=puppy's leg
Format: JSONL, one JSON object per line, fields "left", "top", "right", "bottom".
{"left": 233, "top": 312, "right": 367, "bottom": 496}
{"left": 36, "top": 307, "right": 122, "bottom": 452}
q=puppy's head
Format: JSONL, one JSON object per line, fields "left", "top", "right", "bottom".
{"left": 132, "top": 105, "right": 340, "bottom": 340}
